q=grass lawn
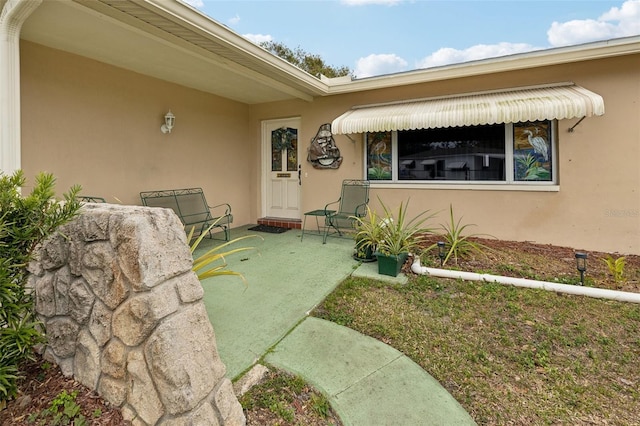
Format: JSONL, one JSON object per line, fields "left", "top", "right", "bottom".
{"left": 313, "top": 274, "right": 640, "bottom": 425}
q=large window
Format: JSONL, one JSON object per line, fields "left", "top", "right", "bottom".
{"left": 366, "top": 120, "right": 555, "bottom": 185}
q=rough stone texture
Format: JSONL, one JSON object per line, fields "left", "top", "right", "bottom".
{"left": 98, "top": 374, "right": 127, "bottom": 407}
{"left": 30, "top": 204, "right": 245, "bottom": 426}
{"left": 127, "top": 349, "right": 165, "bottom": 425}
{"left": 68, "top": 278, "right": 94, "bottom": 324}
{"left": 47, "top": 318, "right": 80, "bottom": 358}
{"left": 215, "top": 379, "right": 246, "bottom": 425}
{"left": 74, "top": 329, "right": 101, "bottom": 389}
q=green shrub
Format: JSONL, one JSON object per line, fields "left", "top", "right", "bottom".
{"left": 0, "top": 170, "right": 81, "bottom": 402}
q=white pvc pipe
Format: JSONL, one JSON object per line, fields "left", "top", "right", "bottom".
{"left": 410, "top": 257, "right": 640, "bottom": 304}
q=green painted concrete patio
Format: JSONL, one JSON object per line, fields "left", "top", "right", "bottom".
{"left": 195, "top": 225, "right": 475, "bottom": 425}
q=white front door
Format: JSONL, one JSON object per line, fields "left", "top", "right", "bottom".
{"left": 262, "top": 118, "right": 301, "bottom": 220}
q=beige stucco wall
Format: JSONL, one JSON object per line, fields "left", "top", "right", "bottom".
{"left": 250, "top": 54, "right": 640, "bottom": 255}
{"left": 19, "top": 40, "right": 639, "bottom": 254}
{"left": 20, "top": 41, "right": 254, "bottom": 227}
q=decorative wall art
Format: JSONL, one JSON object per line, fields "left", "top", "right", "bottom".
{"left": 513, "top": 121, "right": 552, "bottom": 181}
{"left": 366, "top": 131, "right": 392, "bottom": 180}
{"left": 307, "top": 123, "right": 343, "bottom": 169}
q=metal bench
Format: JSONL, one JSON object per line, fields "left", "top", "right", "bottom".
{"left": 140, "top": 188, "right": 232, "bottom": 241}
{"left": 77, "top": 195, "right": 106, "bottom": 203}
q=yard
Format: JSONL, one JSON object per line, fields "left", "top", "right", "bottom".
{"left": 1, "top": 238, "right": 638, "bottom": 425}
{"left": 312, "top": 238, "right": 640, "bottom": 425}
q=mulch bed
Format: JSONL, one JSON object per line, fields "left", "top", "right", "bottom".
{"left": 0, "top": 357, "right": 127, "bottom": 426}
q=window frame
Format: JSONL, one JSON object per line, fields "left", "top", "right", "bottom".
{"left": 364, "top": 121, "right": 558, "bottom": 191}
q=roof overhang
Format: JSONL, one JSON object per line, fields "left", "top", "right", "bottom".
{"left": 14, "top": 0, "right": 640, "bottom": 105}
{"left": 331, "top": 83, "right": 605, "bottom": 134}
{"left": 19, "top": 0, "right": 328, "bottom": 104}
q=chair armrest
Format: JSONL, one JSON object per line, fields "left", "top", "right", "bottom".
{"left": 354, "top": 202, "right": 368, "bottom": 217}
{"left": 324, "top": 199, "right": 340, "bottom": 216}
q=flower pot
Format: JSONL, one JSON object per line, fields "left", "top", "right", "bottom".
{"left": 354, "top": 240, "right": 376, "bottom": 262}
{"left": 375, "top": 252, "right": 409, "bottom": 276}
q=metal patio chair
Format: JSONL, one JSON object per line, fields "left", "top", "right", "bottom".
{"left": 322, "top": 179, "right": 370, "bottom": 243}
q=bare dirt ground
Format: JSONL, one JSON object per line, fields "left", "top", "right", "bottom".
{"left": 418, "top": 237, "right": 640, "bottom": 294}
{"left": 1, "top": 238, "right": 637, "bottom": 425}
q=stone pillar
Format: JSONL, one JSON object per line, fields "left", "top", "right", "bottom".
{"left": 29, "top": 204, "right": 245, "bottom": 425}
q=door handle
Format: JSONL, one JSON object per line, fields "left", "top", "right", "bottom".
{"left": 298, "top": 165, "right": 301, "bottom": 185}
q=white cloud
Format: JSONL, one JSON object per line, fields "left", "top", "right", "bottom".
{"left": 243, "top": 33, "right": 273, "bottom": 44}
{"left": 341, "top": 0, "right": 401, "bottom": 5}
{"left": 547, "top": 0, "right": 640, "bottom": 46}
{"left": 416, "top": 42, "right": 541, "bottom": 69}
{"left": 356, "top": 1, "right": 640, "bottom": 77}
{"left": 354, "top": 54, "right": 408, "bottom": 78}
{"left": 181, "top": 0, "right": 204, "bottom": 9}
{"left": 228, "top": 14, "right": 241, "bottom": 25}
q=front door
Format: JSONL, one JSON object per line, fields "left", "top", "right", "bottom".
{"left": 262, "top": 118, "right": 301, "bottom": 220}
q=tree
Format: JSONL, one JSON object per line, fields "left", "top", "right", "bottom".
{"left": 261, "top": 41, "right": 351, "bottom": 79}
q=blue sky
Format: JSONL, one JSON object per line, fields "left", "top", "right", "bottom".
{"left": 184, "top": 0, "right": 640, "bottom": 78}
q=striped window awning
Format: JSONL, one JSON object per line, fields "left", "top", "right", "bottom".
{"left": 331, "top": 83, "right": 605, "bottom": 134}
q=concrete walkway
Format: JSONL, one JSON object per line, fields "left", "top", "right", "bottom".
{"left": 195, "top": 225, "right": 475, "bottom": 425}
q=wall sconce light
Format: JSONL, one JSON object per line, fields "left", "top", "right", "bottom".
{"left": 437, "top": 241, "right": 446, "bottom": 267}
{"left": 575, "top": 252, "right": 587, "bottom": 285}
{"left": 161, "top": 110, "right": 175, "bottom": 134}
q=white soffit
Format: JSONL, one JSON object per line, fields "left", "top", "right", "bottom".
{"left": 331, "top": 83, "right": 605, "bottom": 134}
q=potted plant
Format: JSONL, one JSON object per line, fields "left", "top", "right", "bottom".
{"left": 374, "top": 198, "right": 436, "bottom": 276}
{"left": 352, "top": 207, "right": 384, "bottom": 262}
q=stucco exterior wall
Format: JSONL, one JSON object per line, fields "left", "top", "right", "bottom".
{"left": 19, "top": 40, "right": 639, "bottom": 254}
{"left": 250, "top": 54, "right": 640, "bottom": 255}
{"left": 20, "top": 41, "right": 254, "bottom": 226}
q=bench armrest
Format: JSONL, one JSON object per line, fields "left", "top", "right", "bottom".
{"left": 209, "top": 203, "right": 232, "bottom": 218}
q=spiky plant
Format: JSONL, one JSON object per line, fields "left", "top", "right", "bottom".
{"left": 189, "top": 221, "right": 262, "bottom": 282}
{"left": 432, "top": 204, "right": 492, "bottom": 266}
{"left": 375, "top": 197, "right": 436, "bottom": 256}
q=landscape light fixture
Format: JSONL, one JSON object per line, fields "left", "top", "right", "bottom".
{"left": 575, "top": 252, "right": 587, "bottom": 285}
{"left": 161, "top": 110, "right": 175, "bottom": 134}
{"left": 437, "top": 241, "right": 446, "bottom": 267}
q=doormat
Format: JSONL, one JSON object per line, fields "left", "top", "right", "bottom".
{"left": 247, "top": 224, "right": 289, "bottom": 234}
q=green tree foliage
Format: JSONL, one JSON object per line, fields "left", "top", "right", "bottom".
{"left": 260, "top": 41, "right": 351, "bottom": 78}
{"left": 0, "top": 171, "right": 82, "bottom": 402}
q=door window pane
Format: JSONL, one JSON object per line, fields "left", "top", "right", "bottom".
{"left": 272, "top": 127, "right": 296, "bottom": 172}
{"left": 271, "top": 129, "right": 282, "bottom": 171}
{"left": 287, "top": 128, "right": 298, "bottom": 172}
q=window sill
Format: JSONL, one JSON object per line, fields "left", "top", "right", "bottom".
{"left": 369, "top": 182, "right": 560, "bottom": 192}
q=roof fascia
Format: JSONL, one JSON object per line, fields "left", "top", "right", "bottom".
{"left": 325, "top": 36, "right": 640, "bottom": 95}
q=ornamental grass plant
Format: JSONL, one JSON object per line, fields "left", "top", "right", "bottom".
{"left": 374, "top": 198, "right": 437, "bottom": 257}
